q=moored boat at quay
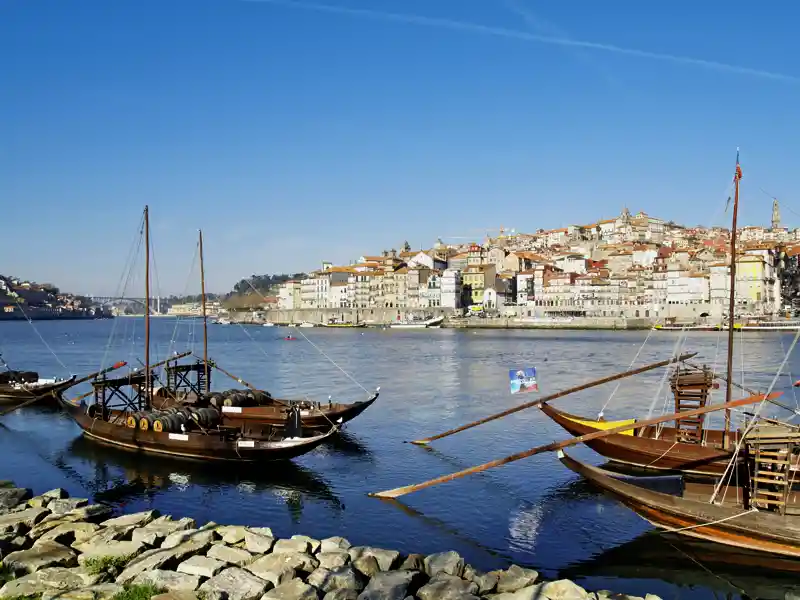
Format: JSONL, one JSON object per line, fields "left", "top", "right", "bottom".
{"left": 59, "top": 207, "right": 338, "bottom": 463}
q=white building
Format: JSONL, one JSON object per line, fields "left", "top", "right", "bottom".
{"left": 420, "top": 274, "right": 442, "bottom": 308}
{"left": 441, "top": 269, "right": 462, "bottom": 309}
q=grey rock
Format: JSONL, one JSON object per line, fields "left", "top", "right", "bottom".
{"left": 323, "top": 591, "right": 358, "bottom": 600}
{"left": 537, "top": 580, "right": 591, "bottom": 600}
{"left": 41, "top": 583, "right": 123, "bottom": 600}
{"left": 133, "top": 568, "right": 203, "bottom": 591}
{"left": 357, "top": 570, "right": 424, "bottom": 600}
{"left": 307, "top": 566, "right": 365, "bottom": 594}
{"left": 72, "top": 524, "right": 137, "bottom": 550}
{"left": 245, "top": 531, "right": 275, "bottom": 554}
{"left": 42, "top": 488, "right": 69, "bottom": 500}
{"left": 0, "top": 506, "right": 49, "bottom": 533}
{"left": 152, "top": 592, "right": 202, "bottom": 600}
{"left": 246, "top": 555, "right": 296, "bottom": 588}
{"left": 462, "top": 565, "right": 478, "bottom": 581}
{"left": 199, "top": 566, "right": 272, "bottom": 600}
{"left": 28, "top": 495, "right": 51, "bottom": 509}
{"left": 3, "top": 540, "right": 77, "bottom": 574}
{"left": 290, "top": 535, "right": 321, "bottom": 554}
{"left": 317, "top": 552, "right": 350, "bottom": 570}
{"left": 48, "top": 498, "right": 89, "bottom": 515}
{"left": 78, "top": 540, "right": 145, "bottom": 566}
{"left": 0, "top": 566, "right": 94, "bottom": 598}
{"left": 219, "top": 525, "right": 249, "bottom": 545}
{"left": 133, "top": 516, "right": 196, "bottom": 546}
{"left": 102, "top": 509, "right": 159, "bottom": 528}
{"left": 424, "top": 551, "right": 464, "bottom": 578}
{"left": 38, "top": 522, "right": 100, "bottom": 546}
{"left": 208, "top": 543, "right": 254, "bottom": 566}
{"left": 347, "top": 547, "right": 399, "bottom": 572}
{"left": 44, "top": 504, "right": 112, "bottom": 524}
{"left": 474, "top": 572, "right": 499, "bottom": 595}
{"left": 162, "top": 528, "right": 217, "bottom": 549}
{"left": 261, "top": 578, "right": 320, "bottom": 600}
{"left": 644, "top": 595, "right": 664, "bottom": 600}
{"left": 0, "top": 487, "right": 31, "bottom": 510}
{"left": 350, "top": 556, "right": 380, "bottom": 579}
{"left": 319, "top": 537, "right": 350, "bottom": 554}
{"left": 273, "top": 538, "right": 311, "bottom": 555}
{"left": 178, "top": 554, "right": 228, "bottom": 578}
{"left": 397, "top": 554, "right": 424, "bottom": 571}
{"left": 496, "top": 565, "right": 540, "bottom": 594}
{"left": 116, "top": 532, "right": 215, "bottom": 583}
{"left": 417, "top": 574, "right": 479, "bottom": 600}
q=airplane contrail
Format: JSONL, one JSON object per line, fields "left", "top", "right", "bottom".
{"left": 241, "top": 0, "right": 800, "bottom": 83}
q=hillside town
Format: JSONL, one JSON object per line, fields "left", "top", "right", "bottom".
{"left": 271, "top": 204, "right": 800, "bottom": 325}
{"left": 0, "top": 275, "right": 111, "bottom": 320}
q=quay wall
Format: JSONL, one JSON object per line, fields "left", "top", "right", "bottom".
{"left": 229, "top": 308, "right": 656, "bottom": 330}
{"left": 0, "top": 481, "right": 663, "bottom": 600}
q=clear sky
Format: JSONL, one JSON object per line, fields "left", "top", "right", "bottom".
{"left": 2, "top": 0, "right": 799, "bottom": 296}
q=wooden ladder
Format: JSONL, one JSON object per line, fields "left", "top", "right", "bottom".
{"left": 751, "top": 443, "right": 790, "bottom": 514}
{"left": 670, "top": 366, "right": 713, "bottom": 444}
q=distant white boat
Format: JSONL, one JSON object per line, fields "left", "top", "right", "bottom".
{"left": 212, "top": 317, "right": 231, "bottom": 325}
{"left": 390, "top": 316, "right": 444, "bottom": 329}
{"left": 299, "top": 322, "right": 315, "bottom": 328}
{"left": 262, "top": 322, "right": 275, "bottom": 327}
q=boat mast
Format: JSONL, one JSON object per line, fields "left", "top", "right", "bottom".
{"left": 199, "top": 229, "right": 209, "bottom": 392}
{"left": 724, "top": 150, "right": 742, "bottom": 445}
{"left": 144, "top": 205, "right": 151, "bottom": 406}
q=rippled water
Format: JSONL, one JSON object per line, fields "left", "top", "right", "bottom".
{"left": 3, "top": 318, "right": 800, "bottom": 599}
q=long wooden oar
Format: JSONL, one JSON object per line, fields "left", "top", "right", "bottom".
{"left": 371, "top": 390, "right": 781, "bottom": 499}
{"left": 410, "top": 352, "right": 698, "bottom": 445}
{"left": 129, "top": 351, "right": 192, "bottom": 375}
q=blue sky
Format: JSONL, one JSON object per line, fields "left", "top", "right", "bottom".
{"left": 2, "top": 0, "right": 799, "bottom": 295}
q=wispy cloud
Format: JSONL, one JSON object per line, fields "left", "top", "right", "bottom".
{"left": 242, "top": 0, "right": 799, "bottom": 83}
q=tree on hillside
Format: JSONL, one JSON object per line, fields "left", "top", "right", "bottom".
{"left": 231, "top": 273, "right": 308, "bottom": 296}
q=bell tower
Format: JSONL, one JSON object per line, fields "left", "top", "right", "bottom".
{"left": 772, "top": 198, "right": 781, "bottom": 230}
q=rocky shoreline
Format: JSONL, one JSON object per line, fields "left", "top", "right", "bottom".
{"left": 0, "top": 482, "right": 660, "bottom": 600}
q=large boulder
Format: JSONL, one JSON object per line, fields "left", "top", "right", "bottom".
{"left": 262, "top": 578, "right": 321, "bottom": 600}
{"left": 198, "top": 566, "right": 272, "bottom": 600}
{"left": 347, "top": 547, "right": 399, "bottom": 572}
{"left": 424, "top": 551, "right": 464, "bottom": 578}
{"left": 132, "top": 569, "right": 202, "bottom": 591}
{"left": 357, "top": 570, "right": 426, "bottom": 600}
{"left": 116, "top": 531, "right": 215, "bottom": 584}
{"left": 307, "top": 566, "right": 365, "bottom": 595}
{"left": 2, "top": 540, "right": 77, "bottom": 574}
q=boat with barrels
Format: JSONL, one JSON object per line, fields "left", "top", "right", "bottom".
{"left": 59, "top": 207, "right": 338, "bottom": 462}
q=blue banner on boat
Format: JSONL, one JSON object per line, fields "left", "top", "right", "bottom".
{"left": 509, "top": 368, "right": 538, "bottom": 394}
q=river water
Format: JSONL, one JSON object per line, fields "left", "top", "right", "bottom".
{"left": 2, "top": 318, "right": 800, "bottom": 599}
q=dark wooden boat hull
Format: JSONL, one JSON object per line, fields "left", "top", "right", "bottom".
{"left": 540, "top": 402, "right": 736, "bottom": 476}
{"left": 0, "top": 376, "right": 77, "bottom": 407}
{"left": 59, "top": 398, "right": 337, "bottom": 463}
{"left": 559, "top": 451, "right": 800, "bottom": 559}
{"left": 220, "top": 393, "right": 379, "bottom": 431}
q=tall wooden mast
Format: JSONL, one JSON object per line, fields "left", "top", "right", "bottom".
{"left": 724, "top": 150, "right": 742, "bottom": 445}
{"left": 144, "top": 205, "right": 151, "bottom": 403}
{"left": 199, "top": 229, "right": 209, "bottom": 392}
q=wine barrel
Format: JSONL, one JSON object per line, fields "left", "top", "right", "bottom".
{"left": 139, "top": 414, "right": 154, "bottom": 431}
{"left": 126, "top": 415, "right": 137, "bottom": 428}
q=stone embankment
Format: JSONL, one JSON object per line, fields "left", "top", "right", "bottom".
{"left": 0, "top": 483, "right": 662, "bottom": 600}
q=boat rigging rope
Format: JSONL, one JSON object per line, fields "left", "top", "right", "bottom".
{"left": 167, "top": 241, "right": 200, "bottom": 358}
{"left": 658, "top": 507, "right": 759, "bottom": 533}
{"left": 709, "top": 327, "right": 800, "bottom": 504}
{"left": 243, "top": 278, "right": 372, "bottom": 395}
{"left": 100, "top": 213, "right": 145, "bottom": 372}
{"left": 597, "top": 323, "right": 658, "bottom": 419}
{"left": 8, "top": 298, "right": 71, "bottom": 374}
{"left": 646, "top": 328, "right": 688, "bottom": 421}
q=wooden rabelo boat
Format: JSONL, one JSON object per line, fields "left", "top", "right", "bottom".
{"left": 60, "top": 207, "right": 338, "bottom": 462}
{"left": 145, "top": 231, "right": 379, "bottom": 434}
{"left": 539, "top": 152, "right": 780, "bottom": 477}
{"left": 0, "top": 361, "right": 128, "bottom": 408}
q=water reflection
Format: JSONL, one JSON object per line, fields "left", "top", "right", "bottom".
{"left": 66, "top": 435, "right": 344, "bottom": 519}
{"left": 560, "top": 531, "right": 800, "bottom": 600}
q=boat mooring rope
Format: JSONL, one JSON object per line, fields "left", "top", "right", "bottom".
{"left": 243, "top": 278, "right": 371, "bottom": 395}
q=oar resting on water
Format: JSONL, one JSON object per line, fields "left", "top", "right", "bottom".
{"left": 409, "top": 352, "right": 697, "bottom": 446}
{"left": 370, "top": 391, "right": 782, "bottom": 499}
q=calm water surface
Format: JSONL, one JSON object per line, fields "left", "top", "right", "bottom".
{"left": 2, "top": 319, "right": 800, "bottom": 600}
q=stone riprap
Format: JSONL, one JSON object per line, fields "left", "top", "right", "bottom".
{"left": 0, "top": 483, "right": 663, "bottom": 600}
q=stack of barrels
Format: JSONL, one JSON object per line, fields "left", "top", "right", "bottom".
{"left": 126, "top": 405, "right": 221, "bottom": 433}
{"left": 202, "top": 388, "right": 271, "bottom": 408}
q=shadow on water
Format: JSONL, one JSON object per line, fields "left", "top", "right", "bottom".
{"left": 66, "top": 435, "right": 344, "bottom": 516}
{"left": 324, "top": 430, "right": 372, "bottom": 459}
{"left": 559, "top": 531, "right": 800, "bottom": 600}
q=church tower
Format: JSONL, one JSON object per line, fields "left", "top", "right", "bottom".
{"left": 772, "top": 198, "right": 781, "bottom": 230}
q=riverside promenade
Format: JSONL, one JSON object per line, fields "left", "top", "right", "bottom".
{"left": 0, "top": 483, "right": 662, "bottom": 600}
